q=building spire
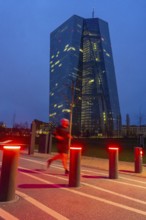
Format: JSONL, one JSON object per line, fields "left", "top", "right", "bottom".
{"left": 92, "top": 8, "right": 95, "bottom": 18}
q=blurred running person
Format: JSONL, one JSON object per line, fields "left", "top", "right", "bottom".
{"left": 47, "top": 118, "right": 71, "bottom": 175}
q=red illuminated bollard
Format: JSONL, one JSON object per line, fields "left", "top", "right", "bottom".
{"left": 69, "top": 146, "right": 82, "bottom": 187}
{"left": 134, "top": 147, "right": 143, "bottom": 173}
{"left": 0, "top": 145, "right": 21, "bottom": 202}
{"left": 108, "top": 147, "right": 119, "bottom": 179}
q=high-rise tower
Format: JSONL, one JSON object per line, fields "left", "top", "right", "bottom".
{"left": 49, "top": 15, "right": 121, "bottom": 136}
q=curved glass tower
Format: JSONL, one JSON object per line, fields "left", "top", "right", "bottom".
{"left": 49, "top": 15, "right": 121, "bottom": 136}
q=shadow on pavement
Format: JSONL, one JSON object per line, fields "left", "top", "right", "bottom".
{"left": 119, "top": 170, "right": 134, "bottom": 173}
{"left": 82, "top": 175, "right": 108, "bottom": 179}
{"left": 18, "top": 168, "right": 39, "bottom": 174}
{"left": 18, "top": 183, "right": 68, "bottom": 189}
{"left": 46, "top": 173, "right": 68, "bottom": 177}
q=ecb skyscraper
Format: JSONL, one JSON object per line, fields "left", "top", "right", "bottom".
{"left": 49, "top": 15, "right": 121, "bottom": 136}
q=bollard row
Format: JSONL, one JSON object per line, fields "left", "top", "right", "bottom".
{"left": 108, "top": 146, "right": 143, "bottom": 179}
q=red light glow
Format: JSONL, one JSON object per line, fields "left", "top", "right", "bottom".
{"left": 70, "top": 147, "right": 82, "bottom": 150}
{"left": 140, "top": 150, "right": 143, "bottom": 156}
{"left": 3, "top": 146, "right": 21, "bottom": 150}
{"left": 108, "top": 147, "right": 119, "bottom": 151}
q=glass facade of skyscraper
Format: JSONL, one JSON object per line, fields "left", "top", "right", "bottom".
{"left": 49, "top": 15, "right": 121, "bottom": 136}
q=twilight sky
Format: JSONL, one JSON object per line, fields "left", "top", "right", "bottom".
{"left": 0, "top": 0, "right": 146, "bottom": 127}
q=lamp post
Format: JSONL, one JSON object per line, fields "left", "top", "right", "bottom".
{"left": 69, "top": 81, "right": 75, "bottom": 149}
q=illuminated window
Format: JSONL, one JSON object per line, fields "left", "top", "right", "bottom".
{"left": 56, "top": 51, "right": 60, "bottom": 57}
{"left": 103, "top": 112, "right": 106, "bottom": 121}
{"left": 88, "top": 79, "right": 94, "bottom": 84}
{"left": 49, "top": 112, "right": 56, "bottom": 117}
{"left": 106, "top": 53, "right": 110, "bottom": 57}
{"left": 55, "top": 60, "right": 60, "bottom": 65}
{"left": 67, "top": 47, "right": 76, "bottom": 51}
{"left": 62, "top": 109, "right": 70, "bottom": 113}
{"left": 61, "top": 26, "right": 68, "bottom": 32}
{"left": 74, "top": 67, "right": 79, "bottom": 71}
{"left": 64, "top": 44, "right": 69, "bottom": 51}
{"left": 58, "top": 104, "right": 63, "bottom": 108}
{"left": 93, "top": 43, "right": 97, "bottom": 50}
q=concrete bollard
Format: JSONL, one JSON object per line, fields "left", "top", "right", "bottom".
{"left": 108, "top": 147, "right": 119, "bottom": 179}
{"left": 134, "top": 147, "right": 143, "bottom": 173}
{"left": 69, "top": 146, "right": 82, "bottom": 187}
{"left": 0, "top": 145, "right": 20, "bottom": 202}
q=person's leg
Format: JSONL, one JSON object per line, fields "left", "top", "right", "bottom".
{"left": 50, "top": 153, "right": 62, "bottom": 161}
{"left": 47, "top": 153, "right": 62, "bottom": 168}
{"left": 61, "top": 153, "right": 69, "bottom": 174}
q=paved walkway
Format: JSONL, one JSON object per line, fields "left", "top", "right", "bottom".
{"left": 1, "top": 149, "right": 146, "bottom": 219}
{"left": 21, "top": 150, "right": 146, "bottom": 177}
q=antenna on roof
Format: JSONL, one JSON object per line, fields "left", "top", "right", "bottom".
{"left": 92, "top": 8, "right": 95, "bottom": 18}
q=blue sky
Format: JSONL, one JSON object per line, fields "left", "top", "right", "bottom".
{"left": 0, "top": 0, "right": 146, "bottom": 127}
